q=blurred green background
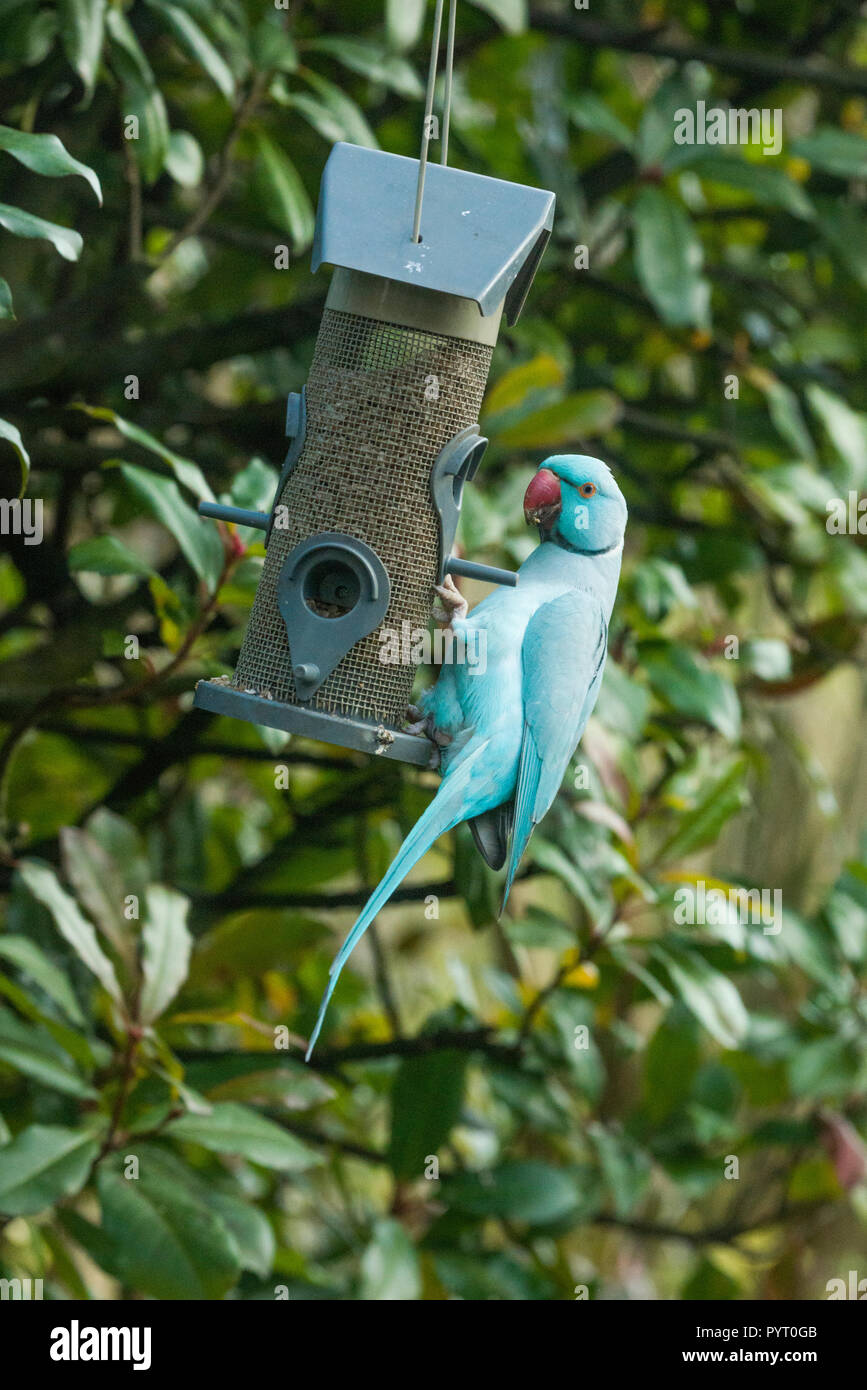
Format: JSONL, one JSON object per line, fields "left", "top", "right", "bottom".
{"left": 1, "top": 0, "right": 867, "bottom": 1301}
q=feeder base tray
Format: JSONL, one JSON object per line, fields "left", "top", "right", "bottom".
{"left": 193, "top": 680, "right": 432, "bottom": 766}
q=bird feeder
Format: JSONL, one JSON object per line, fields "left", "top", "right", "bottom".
{"left": 194, "top": 138, "right": 554, "bottom": 764}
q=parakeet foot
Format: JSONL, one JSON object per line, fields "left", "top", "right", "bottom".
{"left": 433, "top": 575, "right": 468, "bottom": 624}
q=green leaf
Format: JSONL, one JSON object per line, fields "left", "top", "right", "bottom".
{"left": 633, "top": 557, "right": 698, "bottom": 622}
{"left": 0, "top": 1124, "right": 100, "bottom": 1216}
{"left": 595, "top": 659, "right": 650, "bottom": 739}
{"left": 252, "top": 130, "right": 315, "bottom": 252}
{"left": 788, "top": 1156, "right": 842, "bottom": 1204}
{"left": 139, "top": 1147, "right": 277, "bottom": 1281}
{"left": 206, "top": 1189, "right": 275, "bottom": 1278}
{"left": 68, "top": 534, "right": 154, "bottom": 577}
{"left": 307, "top": 38, "right": 423, "bottom": 98}
{"left": 294, "top": 70, "right": 378, "bottom": 148}
{"left": 166, "top": 1102, "right": 323, "bottom": 1170}
{"left": 482, "top": 353, "right": 565, "bottom": 417}
{"left": 644, "top": 642, "right": 741, "bottom": 740}
{"left": 125, "top": 81, "right": 171, "bottom": 183}
{"left": 227, "top": 454, "right": 279, "bottom": 512}
{"left": 567, "top": 93, "right": 635, "bottom": 150}
{"left": 59, "top": 0, "right": 107, "bottom": 103}
{"left": 17, "top": 860, "right": 123, "bottom": 1005}
{"left": 0, "top": 124, "right": 102, "bottom": 203}
{"left": 652, "top": 945, "right": 749, "bottom": 1049}
{"left": 633, "top": 186, "right": 709, "bottom": 328}
{"left": 198, "top": 1062, "right": 334, "bottom": 1111}
{"left": 0, "top": 935, "right": 84, "bottom": 1024}
{"left": 59, "top": 824, "right": 137, "bottom": 971}
{"left": 494, "top": 391, "right": 621, "bottom": 448}
{"left": 76, "top": 405, "right": 215, "bottom": 500}
{"left": 188, "top": 910, "right": 327, "bottom": 980}
{"left": 659, "top": 756, "right": 750, "bottom": 860}
{"left": 165, "top": 129, "right": 204, "bottom": 188}
{"left": 587, "top": 1122, "right": 651, "bottom": 1217}
{"left": 644, "top": 1008, "right": 700, "bottom": 1123}
{"left": 0, "top": 1010, "right": 95, "bottom": 1097}
{"left": 0, "top": 276, "right": 14, "bottom": 319}
{"left": 452, "top": 821, "right": 499, "bottom": 927}
{"left": 249, "top": 15, "right": 297, "bottom": 72}
{"left": 388, "top": 1050, "right": 467, "bottom": 1179}
{"left": 806, "top": 383, "right": 867, "bottom": 488}
{"left": 97, "top": 1163, "right": 240, "bottom": 1299}
{"left": 107, "top": 11, "right": 169, "bottom": 187}
{"left": 0, "top": 416, "right": 30, "bottom": 493}
{"left": 637, "top": 74, "right": 695, "bottom": 169}
{"left": 791, "top": 127, "right": 867, "bottom": 179}
{"left": 359, "top": 1218, "right": 421, "bottom": 1300}
{"left": 789, "top": 1035, "right": 856, "bottom": 1099}
{"left": 688, "top": 153, "right": 812, "bottom": 218}
{"left": 284, "top": 93, "right": 349, "bottom": 146}
{"left": 814, "top": 195, "right": 867, "bottom": 290}
{"left": 744, "top": 638, "right": 792, "bottom": 683}
{"left": 105, "top": 4, "right": 155, "bottom": 86}
{"left": 119, "top": 463, "right": 224, "bottom": 590}
{"left": 530, "top": 836, "right": 608, "bottom": 922}
{"left": 445, "top": 1161, "right": 581, "bottom": 1224}
{"left": 682, "top": 1256, "right": 741, "bottom": 1301}
{"left": 0, "top": 202, "right": 82, "bottom": 261}
{"left": 385, "top": 0, "right": 426, "bottom": 51}
{"left": 466, "top": 0, "right": 527, "bottom": 34}
{"left": 57, "top": 1208, "right": 123, "bottom": 1279}
{"left": 503, "top": 906, "right": 576, "bottom": 952}
{"left": 433, "top": 1250, "right": 556, "bottom": 1301}
{"left": 145, "top": 0, "right": 234, "bottom": 100}
{"left": 140, "top": 885, "right": 192, "bottom": 1025}
{"left": 748, "top": 369, "right": 816, "bottom": 460}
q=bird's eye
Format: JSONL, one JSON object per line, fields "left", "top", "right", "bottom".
{"left": 578, "top": 482, "right": 597, "bottom": 498}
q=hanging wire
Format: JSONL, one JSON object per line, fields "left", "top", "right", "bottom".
{"left": 411, "top": 0, "right": 445, "bottom": 244}
{"left": 441, "top": 0, "right": 457, "bottom": 166}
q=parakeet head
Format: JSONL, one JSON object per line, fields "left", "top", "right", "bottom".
{"left": 523, "top": 454, "right": 627, "bottom": 554}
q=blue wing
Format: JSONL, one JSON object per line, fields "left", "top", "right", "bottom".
{"left": 500, "top": 587, "right": 608, "bottom": 912}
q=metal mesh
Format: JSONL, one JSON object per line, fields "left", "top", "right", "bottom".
{"left": 233, "top": 308, "right": 493, "bottom": 724}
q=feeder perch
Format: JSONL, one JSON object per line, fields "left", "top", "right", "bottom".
{"left": 194, "top": 141, "right": 555, "bottom": 763}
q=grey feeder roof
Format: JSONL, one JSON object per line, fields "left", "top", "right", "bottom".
{"left": 312, "top": 143, "right": 555, "bottom": 325}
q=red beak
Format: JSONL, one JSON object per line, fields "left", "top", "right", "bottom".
{"left": 524, "top": 467, "right": 562, "bottom": 528}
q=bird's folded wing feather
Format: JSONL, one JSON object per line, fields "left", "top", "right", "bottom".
{"left": 501, "top": 587, "right": 608, "bottom": 910}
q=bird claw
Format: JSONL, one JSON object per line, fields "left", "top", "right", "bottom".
{"left": 403, "top": 704, "right": 450, "bottom": 762}
{"left": 433, "top": 576, "right": 468, "bottom": 624}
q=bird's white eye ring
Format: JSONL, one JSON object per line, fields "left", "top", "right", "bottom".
{"left": 578, "top": 482, "right": 597, "bottom": 498}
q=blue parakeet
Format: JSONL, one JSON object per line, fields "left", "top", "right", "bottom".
{"left": 305, "top": 454, "right": 627, "bottom": 1058}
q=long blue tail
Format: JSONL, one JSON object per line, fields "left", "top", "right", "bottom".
{"left": 305, "top": 739, "right": 490, "bottom": 1059}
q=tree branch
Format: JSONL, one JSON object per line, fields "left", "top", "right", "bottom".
{"left": 530, "top": 10, "right": 867, "bottom": 95}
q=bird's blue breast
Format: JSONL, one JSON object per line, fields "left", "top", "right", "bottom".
{"left": 429, "top": 539, "right": 620, "bottom": 787}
